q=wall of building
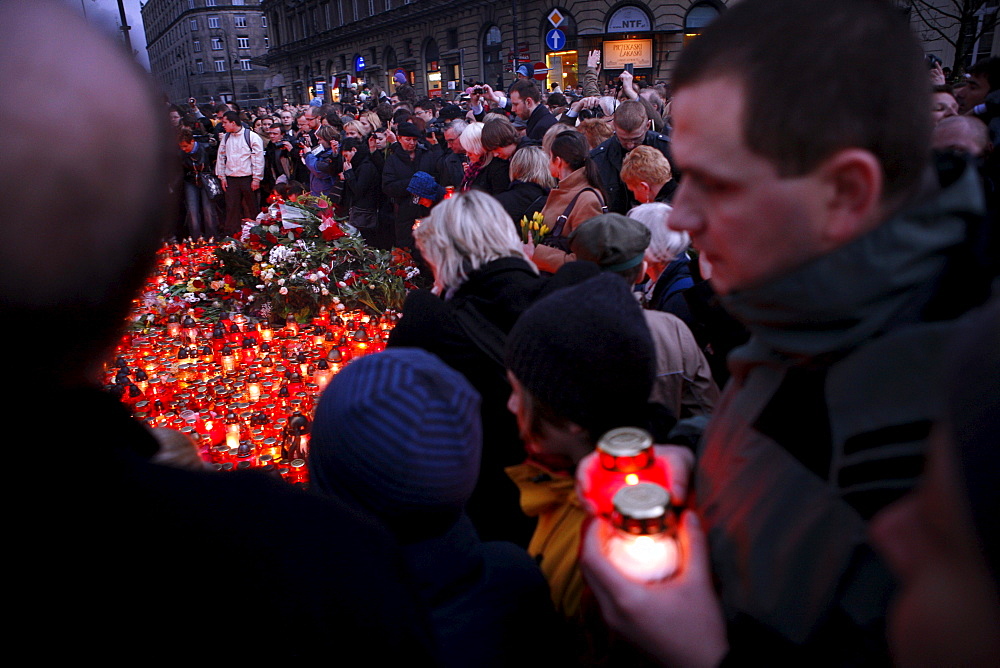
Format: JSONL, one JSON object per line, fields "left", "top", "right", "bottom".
{"left": 142, "top": 0, "right": 272, "bottom": 107}
{"left": 260, "top": 0, "right": 727, "bottom": 105}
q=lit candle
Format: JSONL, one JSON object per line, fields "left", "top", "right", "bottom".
{"left": 606, "top": 483, "right": 678, "bottom": 582}
{"left": 579, "top": 427, "right": 671, "bottom": 517}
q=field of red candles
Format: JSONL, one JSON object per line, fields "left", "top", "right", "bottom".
{"left": 105, "top": 241, "right": 397, "bottom": 486}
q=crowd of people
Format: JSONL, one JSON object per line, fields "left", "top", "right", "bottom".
{"left": 9, "top": 0, "right": 1000, "bottom": 665}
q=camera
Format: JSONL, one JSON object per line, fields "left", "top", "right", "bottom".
{"left": 474, "top": 87, "right": 483, "bottom": 95}
{"left": 926, "top": 53, "right": 942, "bottom": 69}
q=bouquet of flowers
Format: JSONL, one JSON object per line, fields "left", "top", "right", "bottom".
{"left": 518, "top": 211, "right": 550, "bottom": 244}
{"left": 158, "top": 195, "right": 423, "bottom": 324}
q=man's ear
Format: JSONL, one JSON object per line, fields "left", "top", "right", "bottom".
{"left": 819, "top": 148, "right": 883, "bottom": 247}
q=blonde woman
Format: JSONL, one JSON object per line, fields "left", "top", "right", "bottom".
{"left": 387, "top": 189, "right": 587, "bottom": 546}
{"left": 493, "top": 145, "right": 555, "bottom": 224}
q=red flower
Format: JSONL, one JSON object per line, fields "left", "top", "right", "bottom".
{"left": 223, "top": 275, "right": 235, "bottom": 286}
{"left": 265, "top": 233, "right": 279, "bottom": 244}
{"left": 322, "top": 224, "right": 347, "bottom": 241}
{"left": 315, "top": 198, "right": 329, "bottom": 209}
{"left": 191, "top": 278, "right": 206, "bottom": 290}
{"left": 194, "top": 307, "right": 206, "bottom": 318}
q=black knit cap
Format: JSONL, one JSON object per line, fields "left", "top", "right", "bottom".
{"left": 504, "top": 272, "right": 655, "bottom": 441}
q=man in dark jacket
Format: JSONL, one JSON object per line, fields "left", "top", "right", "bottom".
{"left": 590, "top": 100, "right": 676, "bottom": 214}
{"left": 510, "top": 79, "right": 558, "bottom": 142}
{"left": 382, "top": 121, "right": 440, "bottom": 248}
{"left": 580, "top": 0, "right": 998, "bottom": 665}
{"left": 438, "top": 119, "right": 469, "bottom": 188}
{"left": 3, "top": 3, "right": 435, "bottom": 664}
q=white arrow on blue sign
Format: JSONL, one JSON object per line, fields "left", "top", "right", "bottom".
{"left": 545, "top": 29, "right": 566, "bottom": 51}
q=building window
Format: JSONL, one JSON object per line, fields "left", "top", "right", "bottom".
{"left": 193, "top": 39, "right": 201, "bottom": 52}
{"left": 233, "top": 0, "right": 245, "bottom": 5}
{"left": 240, "top": 58, "right": 252, "bottom": 71}
{"left": 208, "top": 15, "right": 220, "bottom": 29}
{"left": 187, "top": 0, "right": 194, "bottom": 8}
{"left": 264, "top": 36, "right": 269, "bottom": 48}
{"left": 261, "top": 15, "right": 268, "bottom": 27}
{"left": 190, "top": 18, "right": 198, "bottom": 30}
{"left": 196, "top": 59, "right": 205, "bottom": 74}
{"left": 206, "top": 0, "right": 216, "bottom": 6}
{"left": 368, "top": 0, "right": 375, "bottom": 15}
{"left": 237, "top": 36, "right": 249, "bottom": 49}
{"left": 447, "top": 28, "right": 458, "bottom": 50}
{"left": 211, "top": 37, "right": 223, "bottom": 50}
{"left": 215, "top": 59, "right": 226, "bottom": 72}
{"left": 482, "top": 25, "right": 503, "bottom": 89}
{"left": 234, "top": 14, "right": 247, "bottom": 28}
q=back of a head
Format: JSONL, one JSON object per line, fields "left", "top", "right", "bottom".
{"left": 414, "top": 190, "right": 533, "bottom": 293}
{"left": 509, "top": 145, "right": 556, "bottom": 189}
{"left": 0, "top": 1, "right": 172, "bottom": 388}
{"left": 968, "top": 56, "right": 1000, "bottom": 91}
{"left": 673, "top": 0, "right": 930, "bottom": 204}
{"left": 309, "top": 348, "right": 482, "bottom": 536}
{"left": 505, "top": 273, "right": 655, "bottom": 442}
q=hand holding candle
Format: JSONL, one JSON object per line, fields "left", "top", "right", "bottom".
{"left": 581, "top": 509, "right": 729, "bottom": 667}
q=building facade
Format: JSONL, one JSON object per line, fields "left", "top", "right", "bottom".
{"left": 142, "top": 0, "right": 272, "bottom": 107}
{"left": 897, "top": 0, "right": 998, "bottom": 73}
{"left": 259, "top": 0, "right": 727, "bottom": 105}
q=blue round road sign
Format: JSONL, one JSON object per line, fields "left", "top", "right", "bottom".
{"left": 545, "top": 29, "right": 566, "bottom": 51}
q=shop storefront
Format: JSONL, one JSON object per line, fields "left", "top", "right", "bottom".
{"left": 603, "top": 4, "right": 655, "bottom": 86}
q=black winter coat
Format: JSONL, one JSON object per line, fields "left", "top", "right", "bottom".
{"left": 493, "top": 180, "right": 549, "bottom": 226}
{"left": 382, "top": 143, "right": 440, "bottom": 247}
{"left": 387, "top": 258, "right": 596, "bottom": 546}
{"left": 590, "top": 130, "right": 677, "bottom": 214}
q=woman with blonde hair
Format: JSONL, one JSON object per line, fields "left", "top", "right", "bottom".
{"left": 493, "top": 145, "right": 554, "bottom": 224}
{"left": 388, "top": 189, "right": 586, "bottom": 547}
{"left": 459, "top": 121, "right": 510, "bottom": 195}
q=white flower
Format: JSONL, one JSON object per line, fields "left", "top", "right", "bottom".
{"left": 334, "top": 303, "right": 346, "bottom": 311}
{"left": 256, "top": 284, "right": 265, "bottom": 290}
{"left": 308, "top": 273, "right": 318, "bottom": 282}
{"left": 338, "top": 281, "right": 347, "bottom": 288}
{"left": 332, "top": 296, "right": 341, "bottom": 304}
{"left": 279, "top": 287, "right": 288, "bottom": 295}
{"left": 277, "top": 278, "right": 285, "bottom": 286}
{"left": 254, "top": 254, "right": 263, "bottom": 262}
{"left": 321, "top": 288, "right": 329, "bottom": 296}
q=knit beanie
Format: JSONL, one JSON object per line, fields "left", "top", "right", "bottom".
{"left": 504, "top": 272, "right": 655, "bottom": 441}
{"left": 945, "top": 297, "right": 1000, "bottom": 587}
{"left": 407, "top": 171, "right": 444, "bottom": 203}
{"left": 309, "top": 348, "right": 482, "bottom": 530}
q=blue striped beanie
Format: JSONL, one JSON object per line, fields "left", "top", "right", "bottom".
{"left": 309, "top": 348, "right": 482, "bottom": 526}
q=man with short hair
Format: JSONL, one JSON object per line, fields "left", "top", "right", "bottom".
{"left": 216, "top": 109, "right": 264, "bottom": 236}
{"left": 590, "top": 100, "right": 676, "bottom": 213}
{"left": 508, "top": 79, "right": 557, "bottom": 142}
{"left": 580, "top": 0, "right": 995, "bottom": 664}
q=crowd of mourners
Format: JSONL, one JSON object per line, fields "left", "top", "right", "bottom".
{"left": 8, "top": 0, "right": 1000, "bottom": 665}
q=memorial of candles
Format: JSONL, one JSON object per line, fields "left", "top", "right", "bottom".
{"left": 105, "top": 241, "right": 397, "bottom": 487}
